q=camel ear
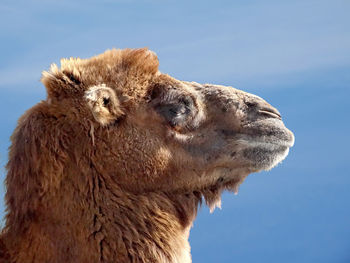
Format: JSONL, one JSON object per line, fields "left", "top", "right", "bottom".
{"left": 85, "top": 85, "right": 124, "bottom": 126}
{"left": 41, "top": 63, "right": 81, "bottom": 100}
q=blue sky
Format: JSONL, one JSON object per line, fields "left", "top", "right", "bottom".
{"left": 0, "top": 0, "right": 349, "bottom": 262}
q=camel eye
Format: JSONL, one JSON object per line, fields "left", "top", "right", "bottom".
{"left": 103, "top": 97, "right": 110, "bottom": 106}
{"left": 155, "top": 100, "right": 192, "bottom": 128}
{"left": 148, "top": 85, "right": 196, "bottom": 128}
{"left": 179, "top": 97, "right": 191, "bottom": 107}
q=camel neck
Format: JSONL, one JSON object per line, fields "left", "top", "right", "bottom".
{"left": 4, "top": 182, "right": 201, "bottom": 263}
{"left": 90, "top": 191, "right": 200, "bottom": 263}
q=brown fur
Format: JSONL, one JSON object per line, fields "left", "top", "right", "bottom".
{"left": 0, "top": 48, "right": 294, "bottom": 262}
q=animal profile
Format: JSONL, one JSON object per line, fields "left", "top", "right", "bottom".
{"left": 0, "top": 48, "right": 294, "bottom": 263}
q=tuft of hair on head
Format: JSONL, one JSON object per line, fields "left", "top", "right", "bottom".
{"left": 84, "top": 84, "right": 124, "bottom": 126}
{"left": 41, "top": 62, "right": 83, "bottom": 101}
{"left": 121, "top": 48, "right": 159, "bottom": 76}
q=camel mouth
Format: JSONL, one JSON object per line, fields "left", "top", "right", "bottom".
{"left": 243, "top": 118, "right": 294, "bottom": 147}
{"left": 238, "top": 119, "right": 294, "bottom": 171}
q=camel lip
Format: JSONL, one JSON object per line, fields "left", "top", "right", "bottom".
{"left": 237, "top": 129, "right": 295, "bottom": 149}
{"left": 242, "top": 118, "right": 295, "bottom": 148}
{"left": 237, "top": 138, "right": 292, "bottom": 153}
{"left": 256, "top": 131, "right": 294, "bottom": 148}
{"left": 236, "top": 121, "right": 294, "bottom": 171}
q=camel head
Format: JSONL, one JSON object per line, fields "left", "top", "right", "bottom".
{"left": 3, "top": 48, "right": 294, "bottom": 262}
{"left": 41, "top": 48, "right": 294, "bottom": 208}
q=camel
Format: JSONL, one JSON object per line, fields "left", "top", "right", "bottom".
{"left": 0, "top": 48, "right": 294, "bottom": 263}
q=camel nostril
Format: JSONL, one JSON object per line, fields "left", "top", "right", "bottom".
{"left": 245, "top": 101, "right": 258, "bottom": 108}
{"left": 245, "top": 99, "right": 281, "bottom": 119}
{"left": 258, "top": 107, "right": 282, "bottom": 120}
